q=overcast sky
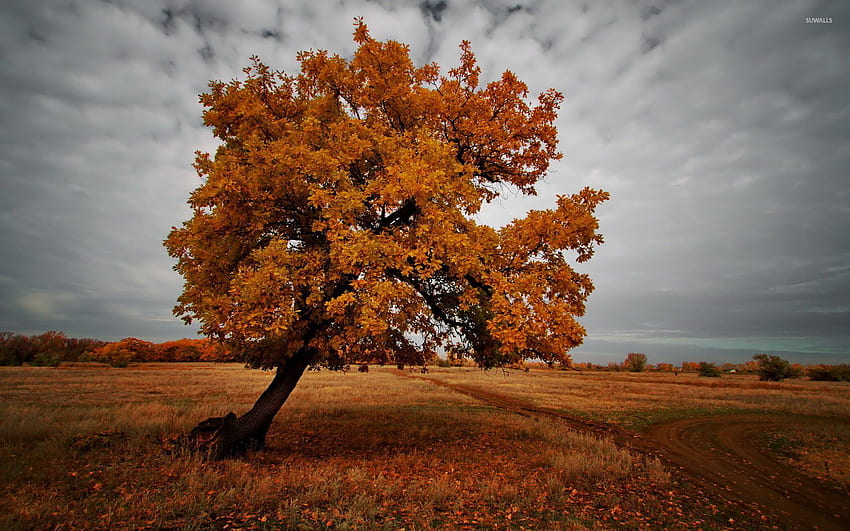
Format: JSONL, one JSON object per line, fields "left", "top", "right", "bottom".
{"left": 1, "top": 0, "right": 848, "bottom": 364}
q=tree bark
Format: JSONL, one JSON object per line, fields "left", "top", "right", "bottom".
{"left": 185, "top": 346, "right": 315, "bottom": 459}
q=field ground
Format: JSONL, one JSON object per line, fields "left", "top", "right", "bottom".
{"left": 1, "top": 364, "right": 848, "bottom": 530}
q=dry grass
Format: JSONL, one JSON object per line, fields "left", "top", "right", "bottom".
{"left": 2, "top": 363, "right": 840, "bottom": 529}
{"left": 424, "top": 368, "right": 850, "bottom": 426}
{"left": 760, "top": 423, "right": 850, "bottom": 493}
{"left": 425, "top": 367, "right": 850, "bottom": 496}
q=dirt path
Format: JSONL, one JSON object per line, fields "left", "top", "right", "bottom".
{"left": 646, "top": 415, "right": 850, "bottom": 530}
{"left": 404, "top": 372, "right": 850, "bottom": 530}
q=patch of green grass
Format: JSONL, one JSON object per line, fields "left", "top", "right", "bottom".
{"left": 756, "top": 424, "right": 850, "bottom": 491}
{"left": 759, "top": 431, "right": 804, "bottom": 459}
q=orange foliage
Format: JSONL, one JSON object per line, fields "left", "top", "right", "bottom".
{"left": 151, "top": 338, "right": 235, "bottom": 362}
{"left": 87, "top": 338, "right": 153, "bottom": 366}
{"left": 165, "top": 20, "right": 607, "bottom": 370}
{"left": 87, "top": 338, "right": 235, "bottom": 364}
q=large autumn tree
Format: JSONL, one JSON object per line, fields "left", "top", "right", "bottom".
{"left": 165, "top": 21, "right": 608, "bottom": 458}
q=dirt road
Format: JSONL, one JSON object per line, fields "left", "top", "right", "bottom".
{"left": 646, "top": 415, "right": 849, "bottom": 530}
{"left": 408, "top": 373, "right": 850, "bottom": 530}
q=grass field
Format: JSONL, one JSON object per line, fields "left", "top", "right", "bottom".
{"left": 1, "top": 364, "right": 848, "bottom": 529}
{"left": 426, "top": 368, "right": 850, "bottom": 425}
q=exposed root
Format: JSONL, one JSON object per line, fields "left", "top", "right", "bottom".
{"left": 174, "top": 412, "right": 263, "bottom": 460}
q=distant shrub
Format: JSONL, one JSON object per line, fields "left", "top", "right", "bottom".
{"left": 87, "top": 343, "right": 136, "bottom": 367}
{"left": 623, "top": 353, "right": 647, "bottom": 372}
{"left": 697, "top": 362, "right": 721, "bottom": 377}
{"left": 358, "top": 364, "right": 369, "bottom": 373}
{"left": 32, "top": 351, "right": 62, "bottom": 368}
{"left": 109, "top": 355, "right": 131, "bottom": 368}
{"left": 680, "top": 361, "right": 699, "bottom": 372}
{"left": 436, "top": 358, "right": 453, "bottom": 368}
{"left": 807, "top": 364, "right": 850, "bottom": 382}
{"left": 0, "top": 332, "right": 39, "bottom": 365}
{"left": 753, "top": 353, "right": 798, "bottom": 381}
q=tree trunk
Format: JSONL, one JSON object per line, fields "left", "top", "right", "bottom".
{"left": 185, "top": 347, "right": 315, "bottom": 459}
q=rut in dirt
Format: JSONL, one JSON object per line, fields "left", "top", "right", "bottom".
{"left": 401, "top": 371, "right": 850, "bottom": 530}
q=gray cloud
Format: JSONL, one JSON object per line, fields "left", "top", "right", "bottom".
{"left": 0, "top": 0, "right": 848, "bottom": 363}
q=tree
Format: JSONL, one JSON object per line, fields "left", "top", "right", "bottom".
{"left": 87, "top": 342, "right": 136, "bottom": 368}
{"left": 752, "top": 353, "right": 795, "bottom": 382}
{"left": 655, "top": 362, "right": 675, "bottom": 372}
{"left": 0, "top": 332, "right": 38, "bottom": 365}
{"left": 165, "top": 20, "right": 608, "bottom": 458}
{"left": 680, "top": 361, "right": 700, "bottom": 372}
{"left": 697, "top": 361, "right": 721, "bottom": 377}
{"left": 623, "top": 352, "right": 647, "bottom": 372}
{"left": 807, "top": 364, "right": 850, "bottom": 382}
{"left": 86, "top": 338, "right": 154, "bottom": 367}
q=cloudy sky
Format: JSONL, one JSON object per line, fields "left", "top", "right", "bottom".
{"left": 1, "top": 0, "right": 848, "bottom": 364}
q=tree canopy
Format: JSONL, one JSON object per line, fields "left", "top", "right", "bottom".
{"left": 752, "top": 353, "right": 798, "bottom": 382}
{"left": 623, "top": 352, "right": 648, "bottom": 372}
{"left": 165, "top": 20, "right": 608, "bottom": 372}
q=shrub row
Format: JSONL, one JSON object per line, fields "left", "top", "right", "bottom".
{"left": 1, "top": 332, "right": 236, "bottom": 367}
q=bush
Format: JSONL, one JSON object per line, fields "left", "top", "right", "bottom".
{"left": 623, "top": 353, "right": 647, "bottom": 372}
{"left": 109, "top": 354, "right": 132, "bottom": 368}
{"left": 86, "top": 343, "right": 136, "bottom": 367}
{"left": 32, "top": 351, "right": 62, "bottom": 368}
{"left": 807, "top": 364, "right": 850, "bottom": 382}
{"left": 752, "top": 353, "right": 797, "bottom": 381}
{"left": 697, "top": 362, "right": 721, "bottom": 377}
{"left": 0, "top": 333, "right": 37, "bottom": 365}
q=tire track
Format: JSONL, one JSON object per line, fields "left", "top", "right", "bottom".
{"left": 646, "top": 415, "right": 850, "bottom": 530}
{"left": 402, "top": 371, "right": 850, "bottom": 530}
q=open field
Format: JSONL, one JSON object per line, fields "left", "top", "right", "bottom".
{"left": 1, "top": 364, "right": 848, "bottom": 529}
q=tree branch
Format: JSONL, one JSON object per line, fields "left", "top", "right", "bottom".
{"left": 374, "top": 199, "right": 419, "bottom": 233}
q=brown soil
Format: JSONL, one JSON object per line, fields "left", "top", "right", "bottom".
{"left": 645, "top": 415, "right": 850, "bottom": 530}
{"left": 408, "top": 372, "right": 850, "bottom": 530}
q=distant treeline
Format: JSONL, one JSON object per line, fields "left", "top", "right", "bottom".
{"left": 570, "top": 358, "right": 850, "bottom": 382}
{"left": 572, "top": 360, "right": 764, "bottom": 373}
{"left": 0, "top": 331, "right": 237, "bottom": 367}
{"left": 2, "top": 332, "right": 848, "bottom": 381}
